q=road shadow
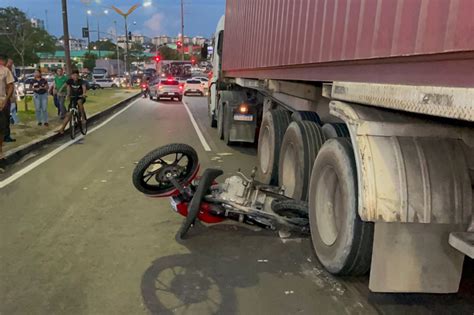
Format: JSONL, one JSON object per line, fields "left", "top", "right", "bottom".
{"left": 141, "top": 221, "right": 474, "bottom": 315}
{"left": 140, "top": 224, "right": 324, "bottom": 315}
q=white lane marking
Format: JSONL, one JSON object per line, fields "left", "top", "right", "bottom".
{"left": 182, "top": 101, "right": 212, "bottom": 152}
{"left": 0, "top": 98, "right": 140, "bottom": 189}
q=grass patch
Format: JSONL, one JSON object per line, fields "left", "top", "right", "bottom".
{"left": 15, "top": 88, "right": 139, "bottom": 122}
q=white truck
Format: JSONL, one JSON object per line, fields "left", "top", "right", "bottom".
{"left": 208, "top": 1, "right": 474, "bottom": 294}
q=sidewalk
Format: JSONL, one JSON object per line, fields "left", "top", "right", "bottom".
{"left": 4, "top": 89, "right": 139, "bottom": 154}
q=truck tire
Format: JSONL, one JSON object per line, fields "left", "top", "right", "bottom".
{"left": 279, "top": 121, "right": 326, "bottom": 201}
{"left": 222, "top": 105, "right": 232, "bottom": 145}
{"left": 209, "top": 99, "right": 217, "bottom": 128}
{"left": 291, "top": 111, "right": 322, "bottom": 125}
{"left": 322, "top": 123, "right": 350, "bottom": 139}
{"left": 308, "top": 138, "right": 374, "bottom": 276}
{"left": 257, "top": 109, "right": 291, "bottom": 185}
{"left": 217, "top": 101, "right": 224, "bottom": 140}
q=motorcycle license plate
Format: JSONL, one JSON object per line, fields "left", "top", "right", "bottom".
{"left": 233, "top": 114, "right": 253, "bottom": 122}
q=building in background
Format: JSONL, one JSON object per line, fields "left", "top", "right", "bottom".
{"left": 152, "top": 35, "right": 172, "bottom": 46}
{"left": 192, "top": 36, "right": 207, "bottom": 46}
{"left": 30, "top": 18, "right": 45, "bottom": 30}
{"left": 117, "top": 34, "right": 151, "bottom": 49}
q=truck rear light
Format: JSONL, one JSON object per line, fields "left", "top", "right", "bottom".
{"left": 238, "top": 103, "right": 249, "bottom": 114}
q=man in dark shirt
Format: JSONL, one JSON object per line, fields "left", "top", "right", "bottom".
{"left": 56, "top": 70, "right": 87, "bottom": 134}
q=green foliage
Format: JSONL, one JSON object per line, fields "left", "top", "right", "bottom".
{"left": 88, "top": 39, "right": 117, "bottom": 52}
{"left": 0, "top": 7, "right": 55, "bottom": 66}
{"left": 83, "top": 52, "right": 97, "bottom": 71}
{"left": 158, "top": 46, "right": 180, "bottom": 61}
{"left": 129, "top": 42, "right": 146, "bottom": 63}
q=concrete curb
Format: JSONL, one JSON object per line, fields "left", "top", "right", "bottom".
{"left": 1, "top": 91, "right": 141, "bottom": 168}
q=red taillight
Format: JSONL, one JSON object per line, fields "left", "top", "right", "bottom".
{"left": 167, "top": 77, "right": 173, "bottom": 82}
{"left": 142, "top": 84, "right": 146, "bottom": 88}
{"left": 179, "top": 85, "right": 183, "bottom": 90}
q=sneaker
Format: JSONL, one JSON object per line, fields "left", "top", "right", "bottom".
{"left": 4, "top": 136, "right": 16, "bottom": 143}
{"left": 38, "top": 122, "right": 42, "bottom": 126}
{"left": 44, "top": 123, "right": 49, "bottom": 127}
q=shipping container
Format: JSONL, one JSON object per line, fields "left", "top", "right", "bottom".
{"left": 222, "top": 0, "right": 474, "bottom": 87}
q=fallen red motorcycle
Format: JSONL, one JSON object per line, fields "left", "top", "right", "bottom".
{"left": 132, "top": 143, "right": 309, "bottom": 239}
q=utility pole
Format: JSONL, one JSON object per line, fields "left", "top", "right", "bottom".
{"left": 180, "top": 0, "right": 184, "bottom": 61}
{"left": 114, "top": 20, "right": 121, "bottom": 76}
{"left": 61, "top": 0, "right": 72, "bottom": 74}
{"left": 86, "top": 14, "right": 90, "bottom": 53}
{"left": 45, "top": 9, "right": 49, "bottom": 32}
{"left": 97, "top": 19, "right": 101, "bottom": 58}
{"left": 124, "top": 16, "right": 129, "bottom": 83}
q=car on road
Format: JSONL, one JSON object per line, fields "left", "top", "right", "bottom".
{"left": 95, "top": 78, "right": 118, "bottom": 88}
{"left": 149, "top": 78, "right": 183, "bottom": 101}
{"left": 183, "top": 79, "right": 204, "bottom": 96}
{"left": 192, "top": 76, "right": 210, "bottom": 94}
{"left": 17, "top": 77, "right": 35, "bottom": 96}
{"left": 86, "top": 80, "right": 101, "bottom": 90}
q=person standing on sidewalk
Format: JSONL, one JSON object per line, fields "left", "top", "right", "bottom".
{"left": 31, "top": 69, "right": 49, "bottom": 127}
{"left": 4, "top": 58, "right": 17, "bottom": 142}
{"left": 54, "top": 68, "right": 68, "bottom": 119}
{"left": 0, "top": 54, "right": 15, "bottom": 159}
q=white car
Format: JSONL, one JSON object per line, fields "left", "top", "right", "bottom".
{"left": 95, "top": 78, "right": 118, "bottom": 88}
{"left": 192, "top": 77, "right": 209, "bottom": 95}
{"left": 184, "top": 79, "right": 204, "bottom": 96}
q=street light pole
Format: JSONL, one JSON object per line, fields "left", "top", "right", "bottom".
{"left": 61, "top": 0, "right": 72, "bottom": 74}
{"left": 111, "top": 4, "right": 139, "bottom": 87}
{"left": 124, "top": 16, "right": 129, "bottom": 82}
{"left": 180, "top": 0, "right": 184, "bottom": 61}
{"left": 86, "top": 14, "right": 91, "bottom": 53}
{"left": 97, "top": 19, "right": 101, "bottom": 58}
{"left": 114, "top": 20, "right": 121, "bottom": 76}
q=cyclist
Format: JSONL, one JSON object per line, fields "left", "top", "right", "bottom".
{"left": 56, "top": 70, "right": 87, "bottom": 134}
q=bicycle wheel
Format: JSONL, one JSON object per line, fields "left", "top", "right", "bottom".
{"left": 69, "top": 111, "right": 76, "bottom": 140}
{"left": 79, "top": 111, "right": 87, "bottom": 135}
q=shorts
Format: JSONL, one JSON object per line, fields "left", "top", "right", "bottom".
{"left": 68, "top": 97, "right": 86, "bottom": 111}
{"left": 0, "top": 111, "right": 6, "bottom": 137}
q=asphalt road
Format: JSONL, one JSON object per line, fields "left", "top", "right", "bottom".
{"left": 1, "top": 96, "right": 473, "bottom": 315}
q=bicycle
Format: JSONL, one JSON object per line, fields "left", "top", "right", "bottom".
{"left": 69, "top": 96, "right": 87, "bottom": 139}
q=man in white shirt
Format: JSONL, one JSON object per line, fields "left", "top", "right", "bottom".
{"left": 0, "top": 54, "right": 15, "bottom": 159}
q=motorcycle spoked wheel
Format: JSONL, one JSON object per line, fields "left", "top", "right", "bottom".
{"left": 132, "top": 143, "right": 199, "bottom": 197}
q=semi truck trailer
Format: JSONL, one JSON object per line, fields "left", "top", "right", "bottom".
{"left": 208, "top": 0, "right": 474, "bottom": 293}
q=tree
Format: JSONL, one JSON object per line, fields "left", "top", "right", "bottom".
{"left": 88, "top": 39, "right": 117, "bottom": 52}
{"left": 158, "top": 46, "right": 180, "bottom": 61}
{"left": 83, "top": 52, "right": 97, "bottom": 71}
{"left": 0, "top": 7, "right": 55, "bottom": 110}
{"left": 0, "top": 7, "right": 55, "bottom": 67}
{"left": 129, "top": 42, "right": 146, "bottom": 63}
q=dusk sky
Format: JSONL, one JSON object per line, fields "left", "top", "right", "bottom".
{"left": 1, "top": 0, "right": 226, "bottom": 40}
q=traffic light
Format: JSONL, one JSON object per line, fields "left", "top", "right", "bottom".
{"left": 176, "top": 40, "right": 182, "bottom": 49}
{"left": 191, "top": 56, "right": 196, "bottom": 65}
{"left": 154, "top": 55, "right": 161, "bottom": 62}
{"left": 128, "top": 31, "right": 132, "bottom": 40}
{"left": 82, "top": 27, "right": 89, "bottom": 38}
